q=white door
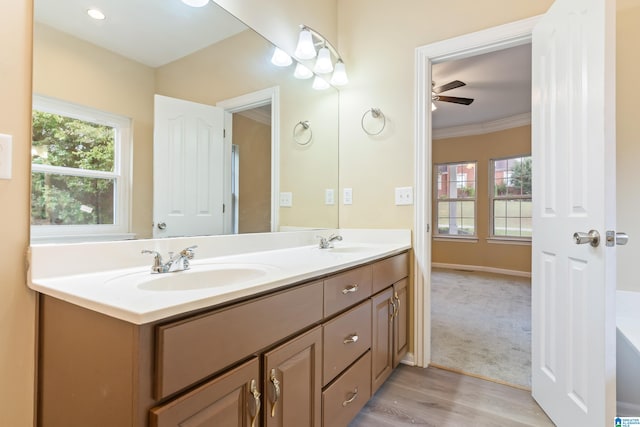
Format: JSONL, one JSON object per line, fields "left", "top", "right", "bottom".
{"left": 531, "top": 0, "right": 617, "bottom": 425}
{"left": 153, "top": 95, "right": 225, "bottom": 238}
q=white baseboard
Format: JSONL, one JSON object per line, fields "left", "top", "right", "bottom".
{"left": 617, "top": 400, "right": 640, "bottom": 417}
{"left": 431, "top": 262, "right": 531, "bottom": 278}
{"left": 400, "top": 352, "right": 417, "bottom": 367}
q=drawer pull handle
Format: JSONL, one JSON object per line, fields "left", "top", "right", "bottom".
{"left": 394, "top": 291, "right": 401, "bottom": 318}
{"left": 343, "top": 334, "right": 359, "bottom": 344}
{"left": 270, "top": 369, "right": 281, "bottom": 417}
{"left": 389, "top": 299, "right": 396, "bottom": 320}
{"left": 342, "top": 387, "right": 359, "bottom": 407}
{"left": 249, "top": 379, "right": 261, "bottom": 427}
{"left": 341, "top": 284, "right": 359, "bottom": 294}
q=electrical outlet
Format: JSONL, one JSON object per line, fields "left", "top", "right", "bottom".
{"left": 0, "top": 134, "right": 12, "bottom": 180}
{"left": 395, "top": 186, "right": 414, "bottom": 205}
{"left": 325, "top": 189, "right": 335, "bottom": 205}
{"left": 343, "top": 188, "right": 353, "bottom": 205}
{"left": 279, "top": 192, "right": 293, "bottom": 207}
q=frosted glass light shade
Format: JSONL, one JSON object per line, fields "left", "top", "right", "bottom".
{"left": 181, "top": 0, "right": 209, "bottom": 7}
{"left": 295, "top": 29, "right": 316, "bottom": 60}
{"left": 271, "top": 47, "right": 293, "bottom": 67}
{"left": 312, "top": 76, "right": 330, "bottom": 90}
{"left": 330, "top": 60, "right": 348, "bottom": 86}
{"left": 313, "top": 47, "right": 333, "bottom": 74}
{"left": 431, "top": 102, "right": 437, "bottom": 111}
{"left": 294, "top": 63, "right": 314, "bottom": 79}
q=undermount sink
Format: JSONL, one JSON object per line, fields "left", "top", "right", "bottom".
{"left": 324, "top": 245, "right": 376, "bottom": 254}
{"left": 107, "top": 264, "right": 277, "bottom": 291}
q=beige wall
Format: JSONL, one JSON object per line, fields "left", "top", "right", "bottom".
{"left": 233, "top": 114, "right": 271, "bottom": 233}
{"left": 432, "top": 126, "right": 532, "bottom": 274}
{"left": 0, "top": 1, "right": 36, "bottom": 425}
{"left": 616, "top": 1, "right": 640, "bottom": 292}
{"left": 33, "top": 23, "right": 156, "bottom": 238}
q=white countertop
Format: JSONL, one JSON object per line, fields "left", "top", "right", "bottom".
{"left": 29, "top": 229, "right": 411, "bottom": 324}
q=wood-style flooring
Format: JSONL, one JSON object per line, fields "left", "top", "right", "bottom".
{"left": 350, "top": 365, "right": 554, "bottom": 426}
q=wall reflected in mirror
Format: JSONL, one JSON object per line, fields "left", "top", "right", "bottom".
{"left": 31, "top": 0, "right": 339, "bottom": 242}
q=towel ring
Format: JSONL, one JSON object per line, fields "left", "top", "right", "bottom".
{"left": 293, "top": 120, "right": 313, "bottom": 145}
{"left": 361, "top": 108, "right": 386, "bottom": 136}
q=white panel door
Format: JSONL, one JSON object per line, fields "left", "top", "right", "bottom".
{"left": 153, "top": 95, "right": 225, "bottom": 238}
{"left": 531, "top": 0, "right": 616, "bottom": 425}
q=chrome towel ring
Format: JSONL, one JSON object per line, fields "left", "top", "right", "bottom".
{"left": 361, "top": 108, "right": 386, "bottom": 136}
{"left": 293, "top": 120, "right": 313, "bottom": 145}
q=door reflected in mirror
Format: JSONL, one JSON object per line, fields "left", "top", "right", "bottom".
{"left": 31, "top": 0, "right": 339, "bottom": 242}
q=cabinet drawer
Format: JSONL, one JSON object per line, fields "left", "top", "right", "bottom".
{"left": 324, "top": 265, "right": 372, "bottom": 317}
{"left": 155, "top": 281, "right": 323, "bottom": 399}
{"left": 322, "top": 351, "right": 372, "bottom": 427}
{"left": 372, "top": 252, "right": 408, "bottom": 294}
{"left": 150, "top": 357, "right": 260, "bottom": 427}
{"left": 322, "top": 300, "right": 371, "bottom": 386}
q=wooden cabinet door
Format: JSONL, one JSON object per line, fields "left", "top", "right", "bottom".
{"left": 150, "top": 357, "right": 261, "bottom": 427}
{"left": 370, "top": 288, "right": 394, "bottom": 393}
{"left": 392, "top": 278, "right": 409, "bottom": 367}
{"left": 263, "top": 326, "right": 322, "bottom": 427}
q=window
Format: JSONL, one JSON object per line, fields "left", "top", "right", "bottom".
{"left": 31, "top": 96, "right": 131, "bottom": 240}
{"left": 491, "top": 155, "right": 532, "bottom": 239}
{"left": 434, "top": 162, "right": 477, "bottom": 236}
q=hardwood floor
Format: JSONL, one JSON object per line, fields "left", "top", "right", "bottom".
{"left": 350, "top": 366, "right": 554, "bottom": 426}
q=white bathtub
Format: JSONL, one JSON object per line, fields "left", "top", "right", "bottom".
{"left": 617, "top": 290, "right": 640, "bottom": 416}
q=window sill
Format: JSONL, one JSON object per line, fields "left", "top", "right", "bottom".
{"left": 433, "top": 236, "right": 479, "bottom": 243}
{"left": 486, "top": 237, "right": 531, "bottom": 246}
{"left": 31, "top": 233, "right": 137, "bottom": 244}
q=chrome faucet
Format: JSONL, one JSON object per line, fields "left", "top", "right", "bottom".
{"left": 318, "top": 234, "right": 342, "bottom": 249}
{"left": 141, "top": 245, "right": 197, "bottom": 273}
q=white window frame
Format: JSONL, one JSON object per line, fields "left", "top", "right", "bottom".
{"left": 433, "top": 161, "right": 477, "bottom": 239}
{"left": 489, "top": 154, "right": 532, "bottom": 241}
{"left": 31, "top": 95, "right": 132, "bottom": 242}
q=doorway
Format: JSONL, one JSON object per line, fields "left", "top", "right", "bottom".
{"left": 429, "top": 44, "right": 533, "bottom": 388}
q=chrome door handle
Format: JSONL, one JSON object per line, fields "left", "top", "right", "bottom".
{"left": 573, "top": 230, "right": 600, "bottom": 247}
{"left": 606, "top": 230, "right": 629, "bottom": 247}
{"left": 157, "top": 222, "right": 167, "bottom": 230}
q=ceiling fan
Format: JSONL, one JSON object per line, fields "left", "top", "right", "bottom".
{"left": 432, "top": 80, "right": 474, "bottom": 106}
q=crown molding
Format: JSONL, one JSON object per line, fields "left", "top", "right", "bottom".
{"left": 433, "top": 112, "right": 531, "bottom": 139}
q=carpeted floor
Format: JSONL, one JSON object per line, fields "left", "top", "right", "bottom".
{"left": 431, "top": 268, "right": 532, "bottom": 388}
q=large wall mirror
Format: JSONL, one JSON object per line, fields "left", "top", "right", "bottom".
{"left": 31, "top": 0, "right": 339, "bottom": 242}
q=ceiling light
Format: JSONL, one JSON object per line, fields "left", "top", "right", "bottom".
{"left": 312, "top": 76, "right": 330, "bottom": 90}
{"left": 294, "top": 29, "right": 316, "bottom": 60}
{"left": 181, "top": 0, "right": 209, "bottom": 7}
{"left": 330, "top": 60, "right": 348, "bottom": 86}
{"left": 87, "top": 9, "right": 105, "bottom": 20}
{"left": 314, "top": 46, "right": 333, "bottom": 74}
{"left": 431, "top": 102, "right": 437, "bottom": 111}
{"left": 270, "top": 47, "right": 293, "bottom": 67}
{"left": 294, "top": 63, "right": 314, "bottom": 79}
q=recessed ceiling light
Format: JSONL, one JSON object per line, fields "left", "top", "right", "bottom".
{"left": 87, "top": 9, "right": 106, "bottom": 20}
{"left": 181, "top": 0, "right": 209, "bottom": 7}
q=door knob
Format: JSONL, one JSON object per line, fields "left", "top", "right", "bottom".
{"left": 157, "top": 222, "right": 167, "bottom": 230}
{"left": 606, "top": 231, "right": 629, "bottom": 247}
{"left": 573, "top": 230, "right": 600, "bottom": 247}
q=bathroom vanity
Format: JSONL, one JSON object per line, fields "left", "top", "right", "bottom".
{"left": 30, "top": 230, "right": 411, "bottom": 427}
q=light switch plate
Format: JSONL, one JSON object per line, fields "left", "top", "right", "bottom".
{"left": 0, "top": 134, "right": 12, "bottom": 180}
{"left": 343, "top": 188, "right": 353, "bottom": 205}
{"left": 325, "top": 189, "right": 335, "bottom": 205}
{"left": 279, "top": 192, "right": 293, "bottom": 207}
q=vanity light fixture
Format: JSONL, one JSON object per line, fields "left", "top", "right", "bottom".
{"left": 181, "top": 0, "right": 209, "bottom": 7}
{"left": 312, "top": 76, "right": 330, "bottom": 91}
{"left": 87, "top": 8, "right": 106, "bottom": 20}
{"left": 271, "top": 47, "right": 293, "bottom": 67}
{"left": 294, "top": 25, "right": 348, "bottom": 87}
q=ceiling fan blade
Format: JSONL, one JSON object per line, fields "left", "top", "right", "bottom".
{"left": 433, "top": 80, "right": 466, "bottom": 94}
{"left": 437, "top": 95, "right": 474, "bottom": 105}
